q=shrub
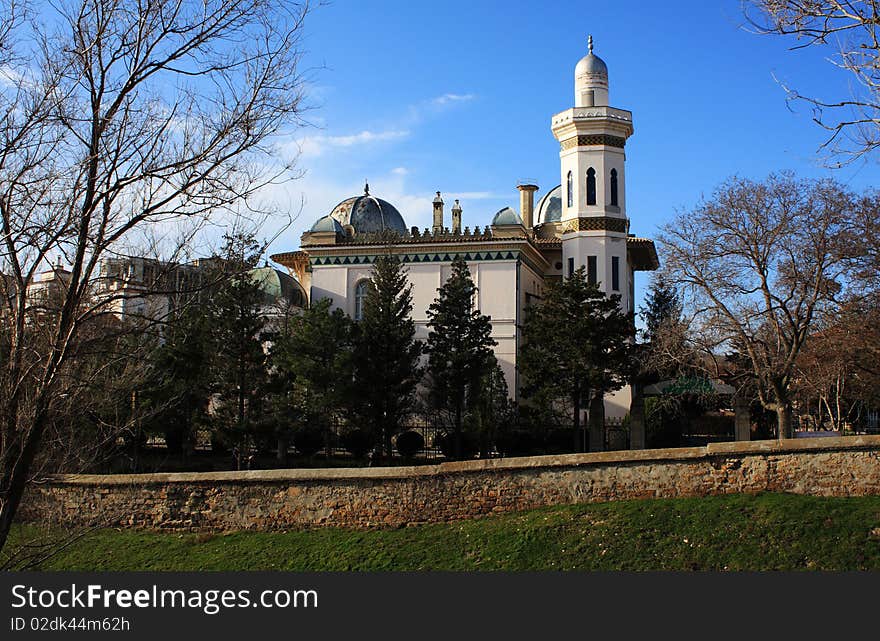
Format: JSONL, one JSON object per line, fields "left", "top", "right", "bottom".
{"left": 395, "top": 430, "right": 425, "bottom": 459}
{"left": 544, "top": 428, "right": 574, "bottom": 454}
{"left": 340, "top": 427, "right": 373, "bottom": 458}
{"left": 496, "top": 429, "right": 539, "bottom": 457}
{"left": 433, "top": 431, "right": 478, "bottom": 460}
{"left": 292, "top": 425, "right": 325, "bottom": 456}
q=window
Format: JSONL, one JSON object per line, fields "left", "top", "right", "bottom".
{"left": 610, "top": 168, "right": 618, "bottom": 207}
{"left": 566, "top": 171, "right": 573, "bottom": 208}
{"left": 586, "top": 168, "right": 597, "bottom": 206}
{"left": 587, "top": 255, "right": 597, "bottom": 285}
{"left": 611, "top": 256, "right": 620, "bottom": 291}
{"left": 567, "top": 257, "right": 574, "bottom": 278}
{"left": 354, "top": 279, "right": 369, "bottom": 321}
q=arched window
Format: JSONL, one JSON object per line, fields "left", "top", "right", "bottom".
{"left": 354, "top": 279, "right": 369, "bottom": 321}
{"left": 610, "top": 168, "right": 618, "bottom": 207}
{"left": 586, "top": 168, "right": 597, "bottom": 206}
{"left": 566, "top": 171, "right": 573, "bottom": 208}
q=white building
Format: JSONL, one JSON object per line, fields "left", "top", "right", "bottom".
{"left": 271, "top": 38, "right": 658, "bottom": 423}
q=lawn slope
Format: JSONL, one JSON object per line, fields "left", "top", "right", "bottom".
{"left": 8, "top": 493, "right": 880, "bottom": 571}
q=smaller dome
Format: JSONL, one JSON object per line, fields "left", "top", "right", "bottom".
{"left": 575, "top": 53, "right": 608, "bottom": 77}
{"left": 492, "top": 206, "right": 523, "bottom": 226}
{"left": 247, "top": 266, "right": 307, "bottom": 308}
{"left": 575, "top": 35, "right": 608, "bottom": 77}
{"left": 535, "top": 185, "right": 562, "bottom": 224}
{"left": 310, "top": 215, "right": 345, "bottom": 233}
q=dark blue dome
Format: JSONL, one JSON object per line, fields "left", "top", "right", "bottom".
{"left": 328, "top": 188, "right": 406, "bottom": 234}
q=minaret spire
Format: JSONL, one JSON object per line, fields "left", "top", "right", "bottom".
{"left": 364, "top": 180, "right": 370, "bottom": 195}
{"left": 588, "top": 34, "right": 593, "bottom": 54}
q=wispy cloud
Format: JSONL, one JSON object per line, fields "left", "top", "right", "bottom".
{"left": 296, "top": 129, "right": 410, "bottom": 157}
{"left": 431, "top": 93, "right": 475, "bottom": 107}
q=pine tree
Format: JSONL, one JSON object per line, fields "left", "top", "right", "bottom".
{"left": 350, "top": 254, "right": 423, "bottom": 460}
{"left": 640, "top": 276, "right": 682, "bottom": 345}
{"left": 268, "top": 297, "right": 353, "bottom": 456}
{"left": 206, "top": 234, "right": 269, "bottom": 461}
{"left": 425, "top": 256, "right": 497, "bottom": 459}
{"left": 520, "top": 267, "right": 635, "bottom": 452}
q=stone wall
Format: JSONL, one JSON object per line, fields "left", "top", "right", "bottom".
{"left": 18, "top": 436, "right": 880, "bottom": 531}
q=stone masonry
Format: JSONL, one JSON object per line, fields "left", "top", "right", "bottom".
{"left": 18, "top": 436, "right": 880, "bottom": 531}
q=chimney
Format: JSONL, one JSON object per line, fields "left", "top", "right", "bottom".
{"left": 432, "top": 191, "right": 444, "bottom": 233}
{"left": 451, "top": 199, "right": 462, "bottom": 234}
{"left": 517, "top": 183, "right": 539, "bottom": 229}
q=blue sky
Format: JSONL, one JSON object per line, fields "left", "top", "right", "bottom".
{"left": 264, "top": 0, "right": 880, "bottom": 304}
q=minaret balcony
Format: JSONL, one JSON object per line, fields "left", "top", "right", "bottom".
{"left": 551, "top": 106, "right": 634, "bottom": 141}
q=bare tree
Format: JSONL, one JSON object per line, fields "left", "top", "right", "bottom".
{"left": 746, "top": 0, "right": 880, "bottom": 163}
{"left": 0, "top": 0, "right": 310, "bottom": 553}
{"left": 658, "top": 173, "right": 854, "bottom": 439}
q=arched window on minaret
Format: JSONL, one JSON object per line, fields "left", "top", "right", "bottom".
{"left": 586, "top": 168, "right": 597, "bottom": 206}
{"left": 566, "top": 171, "right": 573, "bottom": 208}
{"left": 610, "top": 168, "right": 618, "bottom": 207}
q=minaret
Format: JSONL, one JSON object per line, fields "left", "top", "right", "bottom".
{"left": 551, "top": 35, "right": 634, "bottom": 312}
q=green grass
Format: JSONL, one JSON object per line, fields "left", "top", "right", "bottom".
{"left": 8, "top": 493, "right": 880, "bottom": 571}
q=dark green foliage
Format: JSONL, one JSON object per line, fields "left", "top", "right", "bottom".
{"left": 349, "top": 254, "right": 423, "bottom": 459}
{"left": 267, "top": 298, "right": 353, "bottom": 448}
{"left": 292, "top": 425, "right": 326, "bottom": 457}
{"left": 425, "top": 257, "right": 497, "bottom": 458}
{"left": 433, "top": 430, "right": 479, "bottom": 460}
{"left": 394, "top": 430, "right": 424, "bottom": 459}
{"left": 640, "top": 276, "right": 682, "bottom": 345}
{"left": 340, "top": 427, "right": 373, "bottom": 459}
{"left": 495, "top": 429, "right": 539, "bottom": 457}
{"left": 520, "top": 267, "right": 635, "bottom": 452}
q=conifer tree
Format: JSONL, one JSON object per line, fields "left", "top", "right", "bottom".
{"left": 520, "top": 267, "right": 634, "bottom": 452}
{"left": 425, "top": 257, "right": 496, "bottom": 458}
{"left": 350, "top": 255, "right": 423, "bottom": 460}
{"left": 640, "top": 277, "right": 683, "bottom": 345}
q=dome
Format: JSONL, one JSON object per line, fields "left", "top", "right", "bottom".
{"left": 575, "top": 35, "right": 608, "bottom": 78}
{"left": 247, "top": 266, "right": 307, "bottom": 308}
{"left": 492, "top": 206, "right": 523, "bottom": 226}
{"left": 310, "top": 215, "right": 345, "bottom": 233}
{"left": 535, "top": 185, "right": 561, "bottom": 224}
{"left": 575, "top": 52, "right": 608, "bottom": 77}
{"left": 328, "top": 184, "right": 406, "bottom": 234}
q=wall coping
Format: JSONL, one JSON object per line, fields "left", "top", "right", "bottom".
{"left": 37, "top": 435, "right": 880, "bottom": 486}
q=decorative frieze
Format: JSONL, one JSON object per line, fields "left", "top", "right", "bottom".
{"left": 560, "top": 217, "right": 628, "bottom": 233}
{"left": 560, "top": 134, "right": 626, "bottom": 150}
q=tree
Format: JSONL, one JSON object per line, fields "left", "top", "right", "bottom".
{"left": 640, "top": 276, "right": 683, "bottom": 345}
{"left": 520, "top": 267, "right": 635, "bottom": 452}
{"left": 268, "top": 298, "right": 353, "bottom": 456}
{"left": 658, "top": 173, "right": 855, "bottom": 439}
{"left": 0, "top": 0, "right": 310, "bottom": 553}
{"left": 350, "top": 255, "right": 423, "bottom": 461}
{"left": 639, "top": 276, "right": 687, "bottom": 381}
{"left": 206, "top": 237, "right": 268, "bottom": 462}
{"left": 425, "top": 257, "right": 496, "bottom": 459}
{"left": 746, "top": 1, "right": 880, "bottom": 163}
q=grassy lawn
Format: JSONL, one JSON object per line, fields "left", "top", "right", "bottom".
{"left": 7, "top": 492, "right": 880, "bottom": 571}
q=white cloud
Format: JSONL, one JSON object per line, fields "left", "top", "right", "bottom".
{"left": 430, "top": 93, "right": 475, "bottom": 107}
{"left": 391, "top": 167, "right": 408, "bottom": 176}
{"left": 296, "top": 129, "right": 410, "bottom": 157}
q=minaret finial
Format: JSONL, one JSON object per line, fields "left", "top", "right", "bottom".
{"left": 364, "top": 180, "right": 369, "bottom": 195}
{"left": 588, "top": 34, "right": 593, "bottom": 55}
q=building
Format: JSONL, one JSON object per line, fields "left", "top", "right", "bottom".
{"left": 271, "top": 38, "right": 658, "bottom": 421}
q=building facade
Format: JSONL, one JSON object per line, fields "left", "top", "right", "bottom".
{"left": 271, "top": 39, "right": 658, "bottom": 418}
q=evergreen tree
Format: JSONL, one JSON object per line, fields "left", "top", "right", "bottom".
{"left": 520, "top": 267, "right": 635, "bottom": 452}
{"left": 640, "top": 276, "right": 682, "bottom": 345}
{"left": 350, "top": 255, "right": 423, "bottom": 460}
{"left": 425, "top": 256, "right": 497, "bottom": 458}
{"left": 206, "top": 234, "right": 268, "bottom": 461}
{"left": 269, "top": 297, "right": 353, "bottom": 456}
{"left": 142, "top": 306, "right": 215, "bottom": 455}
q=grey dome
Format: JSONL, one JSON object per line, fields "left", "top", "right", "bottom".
{"left": 575, "top": 53, "right": 608, "bottom": 77}
{"left": 310, "top": 215, "right": 345, "bottom": 233}
{"left": 492, "top": 206, "right": 522, "bottom": 226}
{"left": 328, "top": 187, "right": 406, "bottom": 234}
{"left": 535, "top": 185, "right": 561, "bottom": 224}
